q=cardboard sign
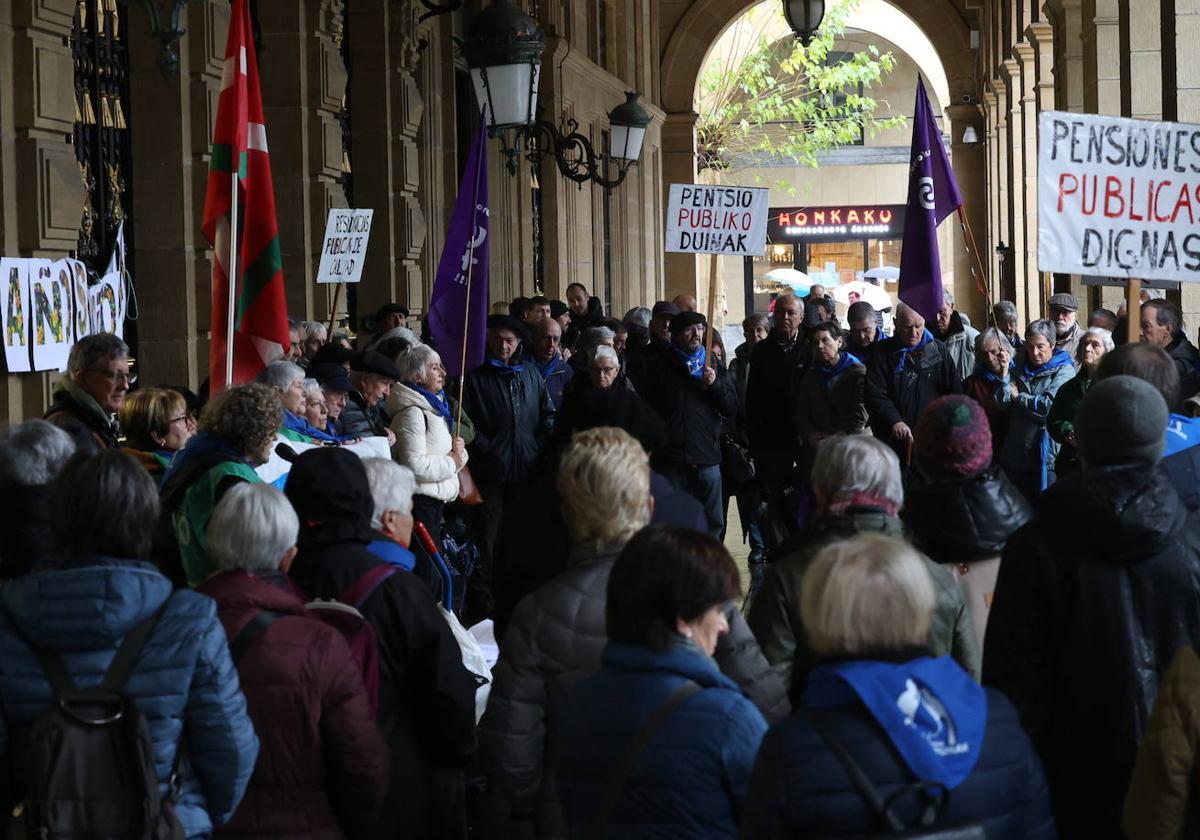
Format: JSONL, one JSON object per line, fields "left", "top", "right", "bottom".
{"left": 665, "top": 184, "right": 770, "bottom": 256}
{"left": 1, "top": 258, "right": 30, "bottom": 373}
{"left": 31, "top": 259, "right": 72, "bottom": 371}
{"left": 317, "top": 209, "right": 374, "bottom": 284}
{"left": 1038, "top": 111, "right": 1200, "bottom": 281}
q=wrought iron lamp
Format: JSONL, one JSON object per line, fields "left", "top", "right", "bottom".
{"left": 783, "top": 0, "right": 825, "bottom": 45}
{"left": 120, "top": 0, "right": 196, "bottom": 78}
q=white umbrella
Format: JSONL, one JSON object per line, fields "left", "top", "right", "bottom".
{"left": 831, "top": 280, "right": 893, "bottom": 311}
{"left": 863, "top": 266, "right": 900, "bottom": 283}
{"left": 764, "top": 268, "right": 812, "bottom": 291}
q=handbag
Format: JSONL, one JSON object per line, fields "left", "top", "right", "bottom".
{"left": 720, "top": 432, "right": 756, "bottom": 488}
{"left": 457, "top": 462, "right": 484, "bottom": 506}
{"left": 807, "top": 711, "right": 986, "bottom": 839}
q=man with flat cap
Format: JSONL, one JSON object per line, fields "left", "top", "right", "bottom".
{"left": 1048, "top": 292, "right": 1084, "bottom": 360}
{"left": 638, "top": 310, "right": 737, "bottom": 537}
{"left": 461, "top": 313, "right": 556, "bottom": 621}
{"left": 337, "top": 350, "right": 401, "bottom": 442}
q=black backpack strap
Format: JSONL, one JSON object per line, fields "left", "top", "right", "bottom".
{"left": 584, "top": 679, "right": 702, "bottom": 840}
{"left": 806, "top": 709, "right": 907, "bottom": 833}
{"left": 229, "top": 610, "right": 283, "bottom": 663}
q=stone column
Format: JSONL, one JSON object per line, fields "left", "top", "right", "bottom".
{"left": 1001, "top": 59, "right": 1031, "bottom": 323}
{"left": 1180, "top": 0, "right": 1200, "bottom": 122}
{"left": 981, "top": 88, "right": 1001, "bottom": 305}
{"left": 660, "top": 111, "right": 697, "bottom": 301}
{"left": 1128, "top": 0, "right": 1163, "bottom": 120}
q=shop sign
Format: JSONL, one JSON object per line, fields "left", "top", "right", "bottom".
{"left": 767, "top": 204, "right": 906, "bottom": 243}
{"left": 1038, "top": 110, "right": 1200, "bottom": 281}
{"left": 665, "top": 184, "right": 770, "bottom": 255}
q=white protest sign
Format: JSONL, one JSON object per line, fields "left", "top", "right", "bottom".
{"left": 1038, "top": 110, "right": 1200, "bottom": 281}
{"left": 1, "top": 258, "right": 31, "bottom": 373}
{"left": 665, "top": 184, "right": 770, "bottom": 256}
{"left": 317, "top": 208, "right": 374, "bottom": 284}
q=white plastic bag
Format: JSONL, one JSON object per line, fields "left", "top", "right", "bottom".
{"left": 441, "top": 606, "right": 492, "bottom": 723}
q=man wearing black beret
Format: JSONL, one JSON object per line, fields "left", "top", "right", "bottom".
{"left": 337, "top": 349, "right": 402, "bottom": 441}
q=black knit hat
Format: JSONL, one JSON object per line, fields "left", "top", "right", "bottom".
{"left": 1076, "top": 375, "right": 1167, "bottom": 466}
{"left": 669, "top": 311, "right": 706, "bottom": 335}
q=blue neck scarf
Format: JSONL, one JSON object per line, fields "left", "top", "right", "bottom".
{"left": 1023, "top": 348, "right": 1074, "bottom": 379}
{"left": 162, "top": 431, "right": 246, "bottom": 485}
{"left": 534, "top": 353, "right": 566, "bottom": 379}
{"left": 406, "top": 382, "right": 453, "bottom": 430}
{"left": 804, "top": 656, "right": 987, "bottom": 790}
{"left": 894, "top": 329, "right": 935, "bottom": 373}
{"left": 283, "top": 409, "right": 342, "bottom": 444}
{"left": 816, "top": 351, "right": 861, "bottom": 391}
{"left": 672, "top": 344, "right": 706, "bottom": 379}
{"left": 487, "top": 356, "right": 525, "bottom": 374}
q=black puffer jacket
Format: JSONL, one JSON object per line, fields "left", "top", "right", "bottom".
{"left": 1167, "top": 332, "right": 1200, "bottom": 404}
{"left": 638, "top": 347, "right": 737, "bottom": 467}
{"left": 462, "top": 356, "right": 556, "bottom": 483}
{"left": 480, "top": 543, "right": 789, "bottom": 839}
{"left": 865, "top": 335, "right": 962, "bottom": 441}
{"left": 742, "top": 683, "right": 1055, "bottom": 839}
{"left": 745, "top": 331, "right": 806, "bottom": 452}
{"left": 983, "top": 464, "right": 1200, "bottom": 840}
{"left": 902, "top": 468, "right": 1032, "bottom": 565}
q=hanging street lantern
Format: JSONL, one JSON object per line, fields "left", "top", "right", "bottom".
{"left": 607, "top": 92, "right": 652, "bottom": 163}
{"left": 462, "top": 0, "right": 545, "bottom": 134}
{"left": 783, "top": 0, "right": 825, "bottom": 45}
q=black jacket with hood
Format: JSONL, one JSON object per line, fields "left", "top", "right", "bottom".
{"left": 284, "top": 448, "right": 477, "bottom": 839}
{"left": 983, "top": 464, "right": 1200, "bottom": 840}
{"left": 902, "top": 467, "right": 1033, "bottom": 565}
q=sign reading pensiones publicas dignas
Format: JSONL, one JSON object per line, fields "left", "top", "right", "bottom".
{"left": 1038, "top": 110, "right": 1200, "bottom": 282}
{"left": 766, "top": 204, "right": 907, "bottom": 244}
{"left": 665, "top": 184, "right": 771, "bottom": 256}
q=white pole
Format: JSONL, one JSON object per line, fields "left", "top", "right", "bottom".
{"left": 225, "top": 170, "right": 239, "bottom": 389}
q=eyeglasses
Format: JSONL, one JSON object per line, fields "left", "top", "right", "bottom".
{"left": 167, "top": 414, "right": 192, "bottom": 426}
{"left": 87, "top": 368, "right": 134, "bottom": 386}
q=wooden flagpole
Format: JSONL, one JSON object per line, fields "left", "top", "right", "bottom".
{"left": 1126, "top": 278, "right": 1142, "bottom": 345}
{"left": 955, "top": 205, "right": 994, "bottom": 320}
{"left": 704, "top": 253, "right": 719, "bottom": 365}
{"left": 225, "top": 170, "right": 239, "bottom": 389}
{"left": 327, "top": 282, "right": 343, "bottom": 337}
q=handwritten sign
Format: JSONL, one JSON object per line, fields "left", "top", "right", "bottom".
{"left": 1038, "top": 111, "right": 1200, "bottom": 281}
{"left": 317, "top": 208, "right": 374, "bottom": 284}
{"left": 665, "top": 184, "right": 770, "bottom": 256}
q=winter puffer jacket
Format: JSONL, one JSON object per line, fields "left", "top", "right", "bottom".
{"left": 983, "top": 465, "right": 1200, "bottom": 839}
{"left": 902, "top": 467, "right": 1033, "bottom": 566}
{"left": 865, "top": 335, "right": 962, "bottom": 445}
{"left": 197, "top": 571, "right": 389, "bottom": 839}
{"left": 994, "top": 349, "right": 1076, "bottom": 493}
{"left": 387, "top": 383, "right": 464, "bottom": 503}
{"left": 462, "top": 357, "right": 556, "bottom": 484}
{"left": 0, "top": 559, "right": 259, "bottom": 839}
{"left": 479, "top": 543, "right": 788, "bottom": 839}
{"left": 747, "top": 509, "right": 980, "bottom": 689}
{"left": 555, "top": 643, "right": 769, "bottom": 839}
{"left": 1124, "top": 645, "right": 1200, "bottom": 839}
{"left": 742, "top": 673, "right": 1055, "bottom": 839}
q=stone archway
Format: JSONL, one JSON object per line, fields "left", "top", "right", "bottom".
{"left": 657, "top": 0, "right": 989, "bottom": 323}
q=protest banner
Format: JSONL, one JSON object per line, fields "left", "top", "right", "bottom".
{"left": 68, "top": 259, "right": 89, "bottom": 342}
{"left": 317, "top": 209, "right": 374, "bottom": 284}
{"left": 665, "top": 184, "right": 770, "bottom": 256}
{"left": 90, "top": 273, "right": 122, "bottom": 336}
{"left": 30, "top": 259, "right": 72, "bottom": 372}
{"left": 2, "top": 258, "right": 30, "bottom": 373}
{"left": 1038, "top": 110, "right": 1200, "bottom": 282}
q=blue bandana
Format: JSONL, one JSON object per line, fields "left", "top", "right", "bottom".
{"left": 283, "top": 409, "right": 343, "bottom": 444}
{"left": 487, "top": 356, "right": 525, "bottom": 374}
{"left": 1022, "top": 348, "right": 1074, "bottom": 379}
{"left": 1165, "top": 413, "right": 1200, "bottom": 458}
{"left": 805, "top": 656, "right": 987, "bottom": 790}
{"left": 672, "top": 344, "right": 706, "bottom": 379}
{"left": 406, "top": 382, "right": 453, "bottom": 431}
{"left": 894, "top": 329, "right": 935, "bottom": 373}
{"left": 816, "top": 351, "right": 861, "bottom": 391}
{"left": 534, "top": 353, "right": 567, "bottom": 380}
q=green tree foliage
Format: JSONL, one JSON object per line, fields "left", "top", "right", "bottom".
{"left": 696, "top": 0, "right": 904, "bottom": 177}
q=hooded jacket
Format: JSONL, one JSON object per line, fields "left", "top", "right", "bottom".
{"left": 865, "top": 334, "right": 962, "bottom": 441}
{"left": 983, "top": 465, "right": 1200, "bottom": 839}
{"left": 462, "top": 356, "right": 556, "bottom": 484}
{"left": 555, "top": 642, "right": 769, "bottom": 839}
{"left": 197, "top": 571, "right": 389, "bottom": 839}
{"left": 387, "top": 383, "right": 464, "bottom": 503}
{"left": 743, "top": 655, "right": 1055, "bottom": 840}
{"left": 902, "top": 468, "right": 1033, "bottom": 566}
{"left": 746, "top": 509, "right": 980, "bottom": 689}
{"left": 994, "top": 349, "right": 1076, "bottom": 487}
{"left": 0, "top": 559, "right": 259, "bottom": 839}
{"left": 284, "top": 448, "right": 477, "bottom": 838}
{"left": 480, "top": 542, "right": 788, "bottom": 839}
{"left": 44, "top": 378, "right": 120, "bottom": 451}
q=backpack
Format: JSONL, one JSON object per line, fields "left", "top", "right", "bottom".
{"left": 303, "top": 564, "right": 396, "bottom": 716}
{"left": 11, "top": 602, "right": 186, "bottom": 840}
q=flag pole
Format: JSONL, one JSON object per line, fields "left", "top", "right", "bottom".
{"left": 955, "top": 205, "right": 994, "bottom": 321}
{"left": 704, "top": 253, "right": 719, "bottom": 365}
{"left": 327, "top": 282, "right": 343, "bottom": 337}
{"left": 225, "top": 170, "right": 239, "bottom": 389}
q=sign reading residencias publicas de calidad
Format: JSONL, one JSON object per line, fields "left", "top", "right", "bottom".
{"left": 1038, "top": 110, "right": 1200, "bottom": 281}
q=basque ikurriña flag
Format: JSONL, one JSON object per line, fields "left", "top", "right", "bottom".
{"left": 202, "top": 0, "right": 289, "bottom": 393}
{"left": 898, "top": 78, "right": 964, "bottom": 323}
{"left": 428, "top": 116, "right": 490, "bottom": 377}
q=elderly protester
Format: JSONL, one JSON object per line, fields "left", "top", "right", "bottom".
{"left": 310, "top": 363, "right": 353, "bottom": 436}
{"left": 552, "top": 347, "right": 669, "bottom": 458}
{"left": 566, "top": 326, "right": 616, "bottom": 388}
{"left": 555, "top": 526, "right": 769, "bottom": 838}
{"left": 197, "top": 483, "right": 389, "bottom": 839}
{"left": 1048, "top": 326, "right": 1114, "bottom": 475}
{"left": 118, "top": 387, "right": 195, "bottom": 478}
{"left": 994, "top": 318, "right": 1076, "bottom": 501}
{"left": 1140, "top": 298, "right": 1200, "bottom": 406}
{"left": 480, "top": 428, "right": 786, "bottom": 839}
{"left": 0, "top": 449, "right": 259, "bottom": 838}
{"left": 338, "top": 350, "right": 402, "bottom": 441}
{"left": 931, "top": 289, "right": 980, "bottom": 381}
{"left": 993, "top": 299, "right": 1021, "bottom": 353}
{"left": 963, "top": 328, "right": 1014, "bottom": 461}
{"left": 903, "top": 396, "right": 1032, "bottom": 645}
{"left": 297, "top": 320, "right": 328, "bottom": 367}
{"left": 302, "top": 379, "right": 330, "bottom": 434}
{"left": 1048, "top": 293, "right": 1084, "bottom": 358}
{"left": 388, "top": 343, "right": 468, "bottom": 543}
{"left": 0, "top": 420, "right": 75, "bottom": 578}
{"left": 746, "top": 435, "right": 978, "bottom": 689}
{"left": 44, "top": 333, "right": 130, "bottom": 451}
{"left": 793, "top": 321, "right": 868, "bottom": 468}
{"left": 157, "top": 383, "right": 280, "bottom": 587}
{"left": 985, "top": 375, "right": 1200, "bottom": 838}
{"left": 256, "top": 360, "right": 326, "bottom": 445}
{"left": 531, "top": 317, "right": 570, "bottom": 408}
{"left": 742, "top": 534, "right": 1054, "bottom": 839}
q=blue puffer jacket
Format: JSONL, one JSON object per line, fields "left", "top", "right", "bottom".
{"left": 0, "top": 559, "right": 260, "bottom": 838}
{"left": 742, "top": 682, "right": 1056, "bottom": 839}
{"left": 554, "top": 642, "right": 768, "bottom": 838}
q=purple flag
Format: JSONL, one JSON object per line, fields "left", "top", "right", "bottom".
{"left": 428, "top": 117, "right": 490, "bottom": 377}
{"left": 898, "top": 78, "right": 963, "bottom": 323}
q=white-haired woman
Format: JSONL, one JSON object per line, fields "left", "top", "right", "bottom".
{"left": 386, "top": 343, "right": 468, "bottom": 542}
{"left": 995, "top": 318, "right": 1077, "bottom": 501}
{"left": 197, "top": 483, "right": 389, "bottom": 838}
{"left": 742, "top": 534, "right": 1054, "bottom": 839}
{"left": 1048, "top": 326, "right": 1114, "bottom": 475}
{"left": 298, "top": 320, "right": 328, "bottom": 367}
{"left": 256, "top": 359, "right": 339, "bottom": 444}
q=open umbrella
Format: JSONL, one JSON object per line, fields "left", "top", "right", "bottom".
{"left": 863, "top": 266, "right": 900, "bottom": 283}
{"left": 764, "top": 268, "right": 812, "bottom": 292}
{"left": 831, "top": 280, "right": 893, "bottom": 311}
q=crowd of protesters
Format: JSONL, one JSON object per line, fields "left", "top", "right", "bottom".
{"left": 3, "top": 281, "right": 1200, "bottom": 840}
